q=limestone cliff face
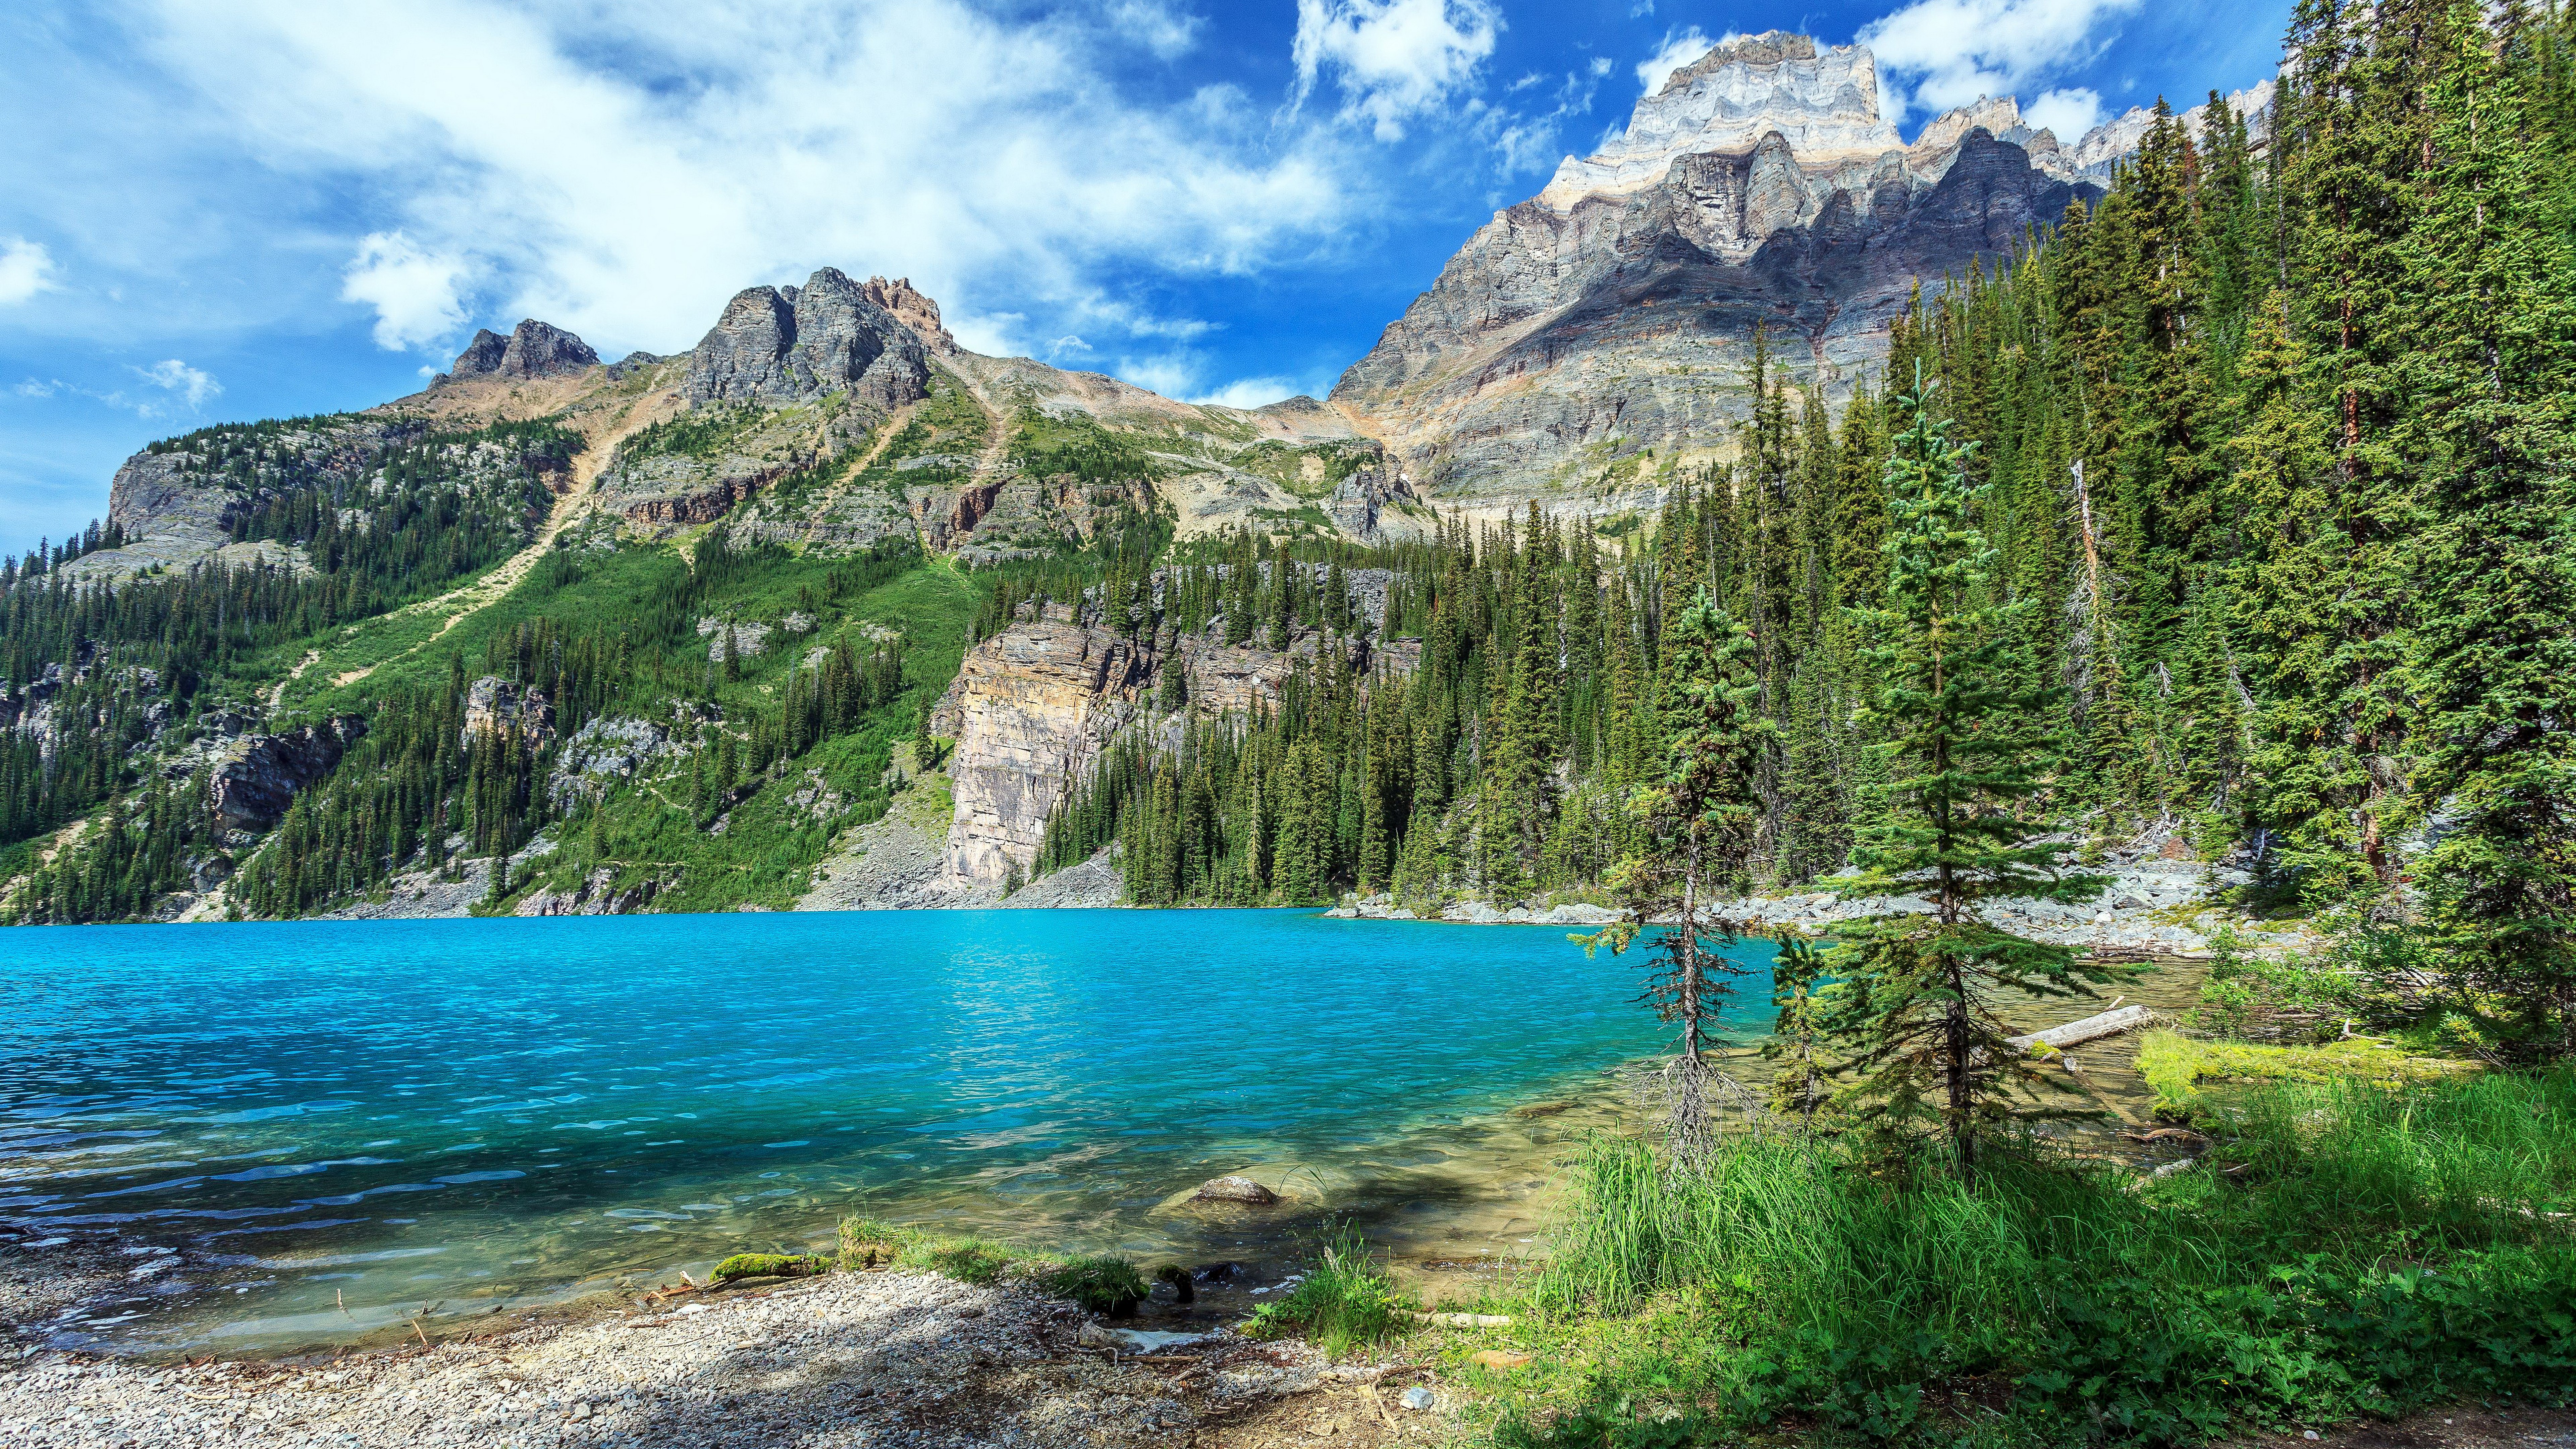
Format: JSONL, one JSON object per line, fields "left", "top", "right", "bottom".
{"left": 928, "top": 572, "right": 1423, "bottom": 890}
{"left": 934, "top": 621, "right": 1150, "bottom": 888}
{"left": 1331, "top": 31, "right": 2101, "bottom": 518}
{"left": 684, "top": 267, "right": 933, "bottom": 412}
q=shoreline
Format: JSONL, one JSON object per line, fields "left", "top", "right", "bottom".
{"left": 0, "top": 1261, "right": 1445, "bottom": 1449}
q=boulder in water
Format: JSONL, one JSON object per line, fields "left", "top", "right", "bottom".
{"left": 1194, "top": 1175, "right": 1278, "bottom": 1204}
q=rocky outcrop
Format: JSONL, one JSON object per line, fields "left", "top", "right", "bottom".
{"left": 1539, "top": 31, "right": 1901, "bottom": 206}
{"left": 463, "top": 677, "right": 555, "bottom": 745}
{"left": 515, "top": 866, "right": 660, "bottom": 916}
{"left": 935, "top": 622, "right": 1152, "bottom": 888}
{"left": 684, "top": 267, "right": 934, "bottom": 412}
{"left": 448, "top": 320, "right": 600, "bottom": 381}
{"left": 857, "top": 276, "right": 957, "bottom": 353}
{"left": 2066, "top": 80, "right": 2275, "bottom": 180}
{"left": 1331, "top": 31, "right": 2102, "bottom": 517}
{"left": 207, "top": 716, "right": 366, "bottom": 836}
{"left": 548, "top": 716, "right": 675, "bottom": 809}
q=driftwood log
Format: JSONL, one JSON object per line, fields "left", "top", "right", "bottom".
{"left": 2007, "top": 1003, "right": 2155, "bottom": 1055}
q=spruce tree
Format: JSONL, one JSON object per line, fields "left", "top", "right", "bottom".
{"left": 2404, "top": 0, "right": 2576, "bottom": 1054}
{"left": 1828, "top": 377, "right": 2114, "bottom": 1178}
{"left": 1583, "top": 585, "right": 1770, "bottom": 1160}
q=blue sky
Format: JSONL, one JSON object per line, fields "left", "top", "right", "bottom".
{"left": 0, "top": 0, "right": 2290, "bottom": 556}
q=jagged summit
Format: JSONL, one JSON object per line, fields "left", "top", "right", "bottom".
{"left": 447, "top": 319, "right": 600, "bottom": 382}
{"left": 1536, "top": 29, "right": 2270, "bottom": 216}
{"left": 1540, "top": 31, "right": 1900, "bottom": 207}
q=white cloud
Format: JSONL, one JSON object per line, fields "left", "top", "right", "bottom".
{"left": 1193, "top": 375, "right": 1303, "bottom": 409}
{"left": 1858, "top": 0, "right": 2141, "bottom": 121}
{"left": 1106, "top": 0, "right": 1201, "bottom": 59}
{"left": 1635, "top": 28, "right": 1721, "bottom": 95}
{"left": 1291, "top": 0, "right": 1501, "bottom": 141}
{"left": 341, "top": 231, "right": 470, "bottom": 351}
{"left": 15, "top": 379, "right": 60, "bottom": 398}
{"left": 0, "top": 237, "right": 59, "bottom": 305}
{"left": 134, "top": 358, "right": 222, "bottom": 408}
{"left": 1114, "top": 355, "right": 1202, "bottom": 396}
{"left": 127, "top": 0, "right": 1351, "bottom": 360}
{"left": 2025, "top": 85, "right": 2106, "bottom": 137}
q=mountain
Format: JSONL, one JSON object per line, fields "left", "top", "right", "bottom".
{"left": 1327, "top": 31, "right": 2105, "bottom": 518}
{"left": 5, "top": 31, "right": 2258, "bottom": 926}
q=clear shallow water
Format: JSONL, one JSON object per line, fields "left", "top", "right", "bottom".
{"left": 2, "top": 909, "right": 1775, "bottom": 1353}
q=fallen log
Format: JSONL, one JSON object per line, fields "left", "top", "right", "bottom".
{"left": 2007, "top": 1003, "right": 2154, "bottom": 1055}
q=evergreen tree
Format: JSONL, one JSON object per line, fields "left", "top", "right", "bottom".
{"left": 1584, "top": 586, "right": 1771, "bottom": 1160}
{"left": 2404, "top": 0, "right": 2576, "bottom": 1053}
{"left": 1828, "top": 378, "right": 2115, "bottom": 1177}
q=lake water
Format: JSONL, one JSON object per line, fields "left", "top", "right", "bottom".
{"left": 2, "top": 909, "right": 1777, "bottom": 1353}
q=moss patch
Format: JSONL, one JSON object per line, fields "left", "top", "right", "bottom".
{"left": 2138, "top": 1029, "right": 2484, "bottom": 1118}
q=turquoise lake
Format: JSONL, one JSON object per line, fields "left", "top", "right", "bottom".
{"left": 2, "top": 909, "right": 1776, "bottom": 1353}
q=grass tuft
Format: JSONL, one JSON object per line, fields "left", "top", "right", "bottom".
{"left": 1244, "top": 1233, "right": 1412, "bottom": 1357}
{"left": 1034, "top": 1255, "right": 1149, "bottom": 1315}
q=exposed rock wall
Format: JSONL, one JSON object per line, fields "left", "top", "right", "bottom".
{"left": 1331, "top": 31, "right": 2102, "bottom": 518}
{"left": 934, "top": 622, "right": 1151, "bottom": 888}
{"left": 448, "top": 319, "right": 601, "bottom": 381}
{"left": 207, "top": 716, "right": 367, "bottom": 837}
{"left": 684, "top": 267, "right": 933, "bottom": 412}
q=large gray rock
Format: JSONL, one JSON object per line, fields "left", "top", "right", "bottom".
{"left": 682, "top": 266, "right": 933, "bottom": 411}
{"left": 1331, "top": 30, "right": 2103, "bottom": 517}
{"left": 207, "top": 716, "right": 366, "bottom": 836}
{"left": 450, "top": 319, "right": 600, "bottom": 381}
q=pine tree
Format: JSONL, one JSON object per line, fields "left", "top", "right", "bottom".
{"left": 1585, "top": 585, "right": 1771, "bottom": 1160}
{"left": 2404, "top": 0, "right": 2576, "bottom": 1053}
{"left": 1828, "top": 377, "right": 2116, "bottom": 1178}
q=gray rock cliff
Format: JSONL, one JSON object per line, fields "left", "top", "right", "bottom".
{"left": 449, "top": 320, "right": 601, "bottom": 381}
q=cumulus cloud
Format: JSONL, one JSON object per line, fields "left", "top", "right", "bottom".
{"left": 340, "top": 231, "right": 470, "bottom": 351}
{"left": 1291, "top": 0, "right": 1501, "bottom": 141}
{"left": 1635, "top": 27, "right": 1726, "bottom": 95}
{"left": 2025, "top": 85, "right": 2107, "bottom": 137}
{"left": 1193, "top": 375, "right": 1303, "bottom": 409}
{"left": 126, "top": 0, "right": 1350, "bottom": 360}
{"left": 0, "top": 237, "right": 59, "bottom": 305}
{"left": 134, "top": 358, "right": 222, "bottom": 408}
{"left": 1859, "top": 0, "right": 2142, "bottom": 121}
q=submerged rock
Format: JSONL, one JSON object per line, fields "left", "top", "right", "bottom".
{"left": 1193, "top": 1175, "right": 1278, "bottom": 1205}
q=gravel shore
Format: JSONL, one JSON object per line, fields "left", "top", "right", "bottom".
{"left": 1, "top": 1265, "right": 1445, "bottom": 1449}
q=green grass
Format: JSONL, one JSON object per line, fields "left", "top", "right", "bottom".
{"left": 1034, "top": 1255, "right": 1150, "bottom": 1314}
{"left": 1488, "top": 1071, "right": 2576, "bottom": 1447}
{"left": 834, "top": 1216, "right": 1151, "bottom": 1305}
{"left": 1244, "top": 1232, "right": 1414, "bottom": 1356}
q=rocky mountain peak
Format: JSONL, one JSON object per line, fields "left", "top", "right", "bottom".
{"left": 2067, "top": 79, "right": 2276, "bottom": 178}
{"left": 1540, "top": 30, "right": 1898, "bottom": 209}
{"left": 858, "top": 276, "right": 956, "bottom": 354}
{"left": 448, "top": 319, "right": 600, "bottom": 382}
{"left": 682, "top": 267, "right": 934, "bottom": 412}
